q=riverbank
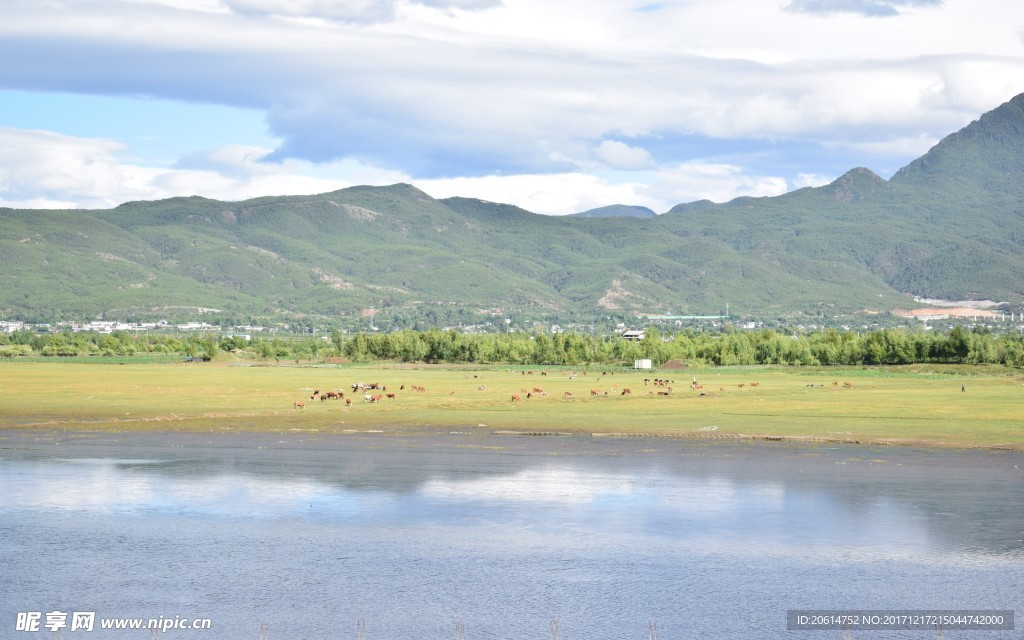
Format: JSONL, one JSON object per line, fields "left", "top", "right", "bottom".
{"left": 0, "top": 361, "right": 1021, "bottom": 449}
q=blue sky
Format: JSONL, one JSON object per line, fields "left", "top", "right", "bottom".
{"left": 1, "top": 0, "right": 1023, "bottom": 214}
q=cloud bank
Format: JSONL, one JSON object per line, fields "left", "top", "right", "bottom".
{"left": 0, "top": 0, "right": 1022, "bottom": 213}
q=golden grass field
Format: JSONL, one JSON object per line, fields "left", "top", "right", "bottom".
{"left": 0, "top": 360, "right": 1022, "bottom": 448}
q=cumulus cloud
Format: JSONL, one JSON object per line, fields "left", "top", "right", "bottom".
{"left": 222, "top": 0, "right": 499, "bottom": 23}
{"left": 1, "top": 0, "right": 1023, "bottom": 210}
{"left": 418, "top": 161, "right": 792, "bottom": 214}
{"left": 0, "top": 125, "right": 794, "bottom": 215}
{"left": 838, "top": 133, "right": 938, "bottom": 158}
{"left": 0, "top": 128, "right": 157, "bottom": 209}
{"left": 119, "top": 0, "right": 226, "bottom": 12}
{"left": 783, "top": 0, "right": 943, "bottom": 17}
{"left": 223, "top": 0, "right": 396, "bottom": 23}
{"left": 176, "top": 144, "right": 276, "bottom": 178}
{"left": 592, "top": 140, "right": 654, "bottom": 170}
{"left": 0, "top": 127, "right": 404, "bottom": 208}
{"left": 415, "top": 0, "right": 500, "bottom": 8}
{"left": 792, "top": 173, "right": 835, "bottom": 189}
{"left": 643, "top": 162, "right": 790, "bottom": 207}
{"left": 419, "top": 172, "right": 657, "bottom": 214}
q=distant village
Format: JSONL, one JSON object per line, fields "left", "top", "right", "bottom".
{"left": 0, "top": 320, "right": 266, "bottom": 337}
{"left": 2, "top": 307, "right": 1022, "bottom": 340}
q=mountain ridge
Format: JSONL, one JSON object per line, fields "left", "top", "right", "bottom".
{"left": 570, "top": 204, "right": 659, "bottom": 218}
{"left": 4, "top": 93, "right": 1024, "bottom": 324}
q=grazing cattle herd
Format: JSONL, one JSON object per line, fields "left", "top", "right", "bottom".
{"left": 292, "top": 370, "right": 859, "bottom": 409}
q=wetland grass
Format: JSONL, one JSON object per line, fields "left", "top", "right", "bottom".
{"left": 0, "top": 361, "right": 1020, "bottom": 448}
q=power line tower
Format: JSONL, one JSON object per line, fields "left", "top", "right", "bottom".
{"left": 649, "top": 621, "right": 658, "bottom": 640}
{"left": 935, "top": 623, "right": 945, "bottom": 640}
{"left": 258, "top": 623, "right": 269, "bottom": 640}
{"left": 549, "top": 619, "right": 559, "bottom": 640}
{"left": 356, "top": 619, "right": 366, "bottom": 640}
{"left": 455, "top": 621, "right": 465, "bottom": 640}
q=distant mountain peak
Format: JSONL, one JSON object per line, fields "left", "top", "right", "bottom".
{"left": 391, "top": 183, "right": 435, "bottom": 199}
{"left": 323, "top": 182, "right": 436, "bottom": 202}
{"left": 891, "top": 92, "right": 1024, "bottom": 185}
{"left": 664, "top": 199, "right": 718, "bottom": 216}
{"left": 822, "top": 167, "right": 888, "bottom": 203}
{"left": 571, "top": 204, "right": 658, "bottom": 218}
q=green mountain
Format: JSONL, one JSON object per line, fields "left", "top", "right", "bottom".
{"left": 570, "top": 205, "right": 658, "bottom": 218}
{"left": 4, "top": 94, "right": 1024, "bottom": 324}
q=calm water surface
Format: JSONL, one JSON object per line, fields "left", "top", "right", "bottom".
{"left": 1, "top": 430, "right": 1022, "bottom": 639}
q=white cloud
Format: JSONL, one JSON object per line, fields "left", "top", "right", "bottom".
{"left": 418, "top": 162, "right": 792, "bottom": 214}
{"left": 223, "top": 0, "right": 395, "bottom": 22}
{"left": 592, "top": 140, "right": 654, "bottom": 170}
{"left": 0, "top": 127, "right": 405, "bottom": 208}
{"left": 793, "top": 173, "right": 835, "bottom": 189}
{"left": 0, "top": 128, "right": 158, "bottom": 209}
{"left": 119, "top": 0, "right": 227, "bottom": 12}
{"left": 784, "top": 0, "right": 943, "bottom": 17}
{"left": 0, "top": 126, "right": 797, "bottom": 214}
{"left": 0, "top": 0, "right": 1023, "bottom": 209}
{"left": 176, "top": 144, "right": 275, "bottom": 177}
{"left": 415, "top": 0, "right": 499, "bottom": 8}
{"left": 645, "top": 163, "right": 790, "bottom": 206}
{"left": 837, "top": 133, "right": 939, "bottom": 158}
{"left": 221, "top": 0, "right": 499, "bottom": 23}
{"left": 418, "top": 172, "right": 654, "bottom": 214}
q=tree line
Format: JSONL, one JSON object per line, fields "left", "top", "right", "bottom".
{"left": 334, "top": 326, "right": 1024, "bottom": 367}
{"left": 3, "top": 326, "right": 1022, "bottom": 367}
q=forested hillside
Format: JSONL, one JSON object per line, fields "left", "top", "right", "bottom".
{"left": 3, "top": 94, "right": 1024, "bottom": 324}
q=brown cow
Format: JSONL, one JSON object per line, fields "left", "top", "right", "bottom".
{"left": 511, "top": 394, "right": 520, "bottom": 402}
{"left": 294, "top": 401, "right": 304, "bottom": 409}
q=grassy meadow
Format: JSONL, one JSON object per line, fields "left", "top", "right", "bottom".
{"left": 0, "top": 360, "right": 1021, "bottom": 448}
